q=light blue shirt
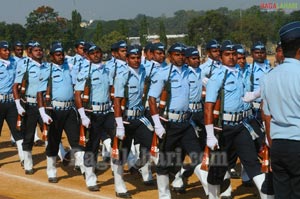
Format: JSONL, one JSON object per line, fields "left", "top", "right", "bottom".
{"left": 68, "top": 54, "right": 85, "bottom": 84}
{"left": 249, "top": 60, "right": 271, "bottom": 102}
{"left": 262, "top": 58, "right": 300, "bottom": 140}
{"left": 188, "top": 66, "right": 202, "bottom": 103}
{"left": 239, "top": 63, "right": 252, "bottom": 110}
{"left": 114, "top": 63, "right": 146, "bottom": 110}
{"left": 104, "top": 56, "right": 117, "bottom": 86}
{"left": 0, "top": 59, "right": 16, "bottom": 94}
{"left": 148, "top": 64, "right": 190, "bottom": 112}
{"left": 38, "top": 62, "right": 74, "bottom": 101}
{"left": 206, "top": 65, "right": 245, "bottom": 113}
{"left": 14, "top": 59, "right": 43, "bottom": 97}
{"left": 200, "top": 58, "right": 222, "bottom": 80}
{"left": 75, "top": 62, "right": 110, "bottom": 103}
{"left": 108, "top": 59, "right": 126, "bottom": 86}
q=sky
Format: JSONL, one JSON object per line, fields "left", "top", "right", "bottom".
{"left": 0, "top": 0, "right": 284, "bottom": 25}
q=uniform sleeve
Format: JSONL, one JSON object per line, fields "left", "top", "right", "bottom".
{"left": 14, "top": 61, "right": 26, "bottom": 83}
{"left": 38, "top": 66, "right": 50, "bottom": 92}
{"left": 74, "top": 67, "right": 88, "bottom": 91}
{"left": 147, "top": 70, "right": 165, "bottom": 99}
{"left": 205, "top": 71, "right": 223, "bottom": 103}
{"left": 261, "top": 78, "right": 270, "bottom": 116}
{"left": 114, "top": 68, "right": 127, "bottom": 98}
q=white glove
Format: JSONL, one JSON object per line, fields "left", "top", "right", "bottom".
{"left": 152, "top": 114, "right": 166, "bottom": 139}
{"left": 242, "top": 90, "right": 261, "bottom": 103}
{"left": 115, "top": 117, "right": 125, "bottom": 140}
{"left": 78, "top": 107, "right": 90, "bottom": 128}
{"left": 202, "top": 77, "right": 209, "bottom": 86}
{"left": 39, "top": 107, "right": 52, "bottom": 125}
{"left": 15, "top": 99, "right": 25, "bottom": 116}
{"left": 205, "top": 124, "right": 219, "bottom": 150}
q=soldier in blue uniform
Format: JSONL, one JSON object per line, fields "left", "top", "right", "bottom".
{"left": 204, "top": 41, "right": 273, "bottom": 199}
{"left": 74, "top": 44, "right": 114, "bottom": 191}
{"left": 37, "top": 44, "right": 84, "bottom": 183}
{"left": 113, "top": 45, "right": 154, "bottom": 198}
{"left": 68, "top": 40, "right": 86, "bottom": 84}
{"left": 262, "top": 21, "right": 300, "bottom": 199}
{"left": 148, "top": 43, "right": 205, "bottom": 199}
{"left": 0, "top": 40, "right": 24, "bottom": 166}
{"left": 12, "top": 41, "right": 45, "bottom": 174}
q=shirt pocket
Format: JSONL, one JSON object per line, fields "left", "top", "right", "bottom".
{"left": 0, "top": 69, "right": 7, "bottom": 80}
{"left": 29, "top": 71, "right": 38, "bottom": 79}
{"left": 224, "top": 81, "right": 237, "bottom": 92}
{"left": 52, "top": 74, "right": 63, "bottom": 86}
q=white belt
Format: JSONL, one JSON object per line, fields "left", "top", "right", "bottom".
{"left": 92, "top": 103, "right": 110, "bottom": 112}
{"left": 167, "top": 112, "right": 189, "bottom": 121}
{"left": 243, "top": 109, "right": 253, "bottom": 117}
{"left": 223, "top": 112, "right": 243, "bottom": 122}
{"left": 0, "top": 94, "right": 13, "bottom": 100}
{"left": 52, "top": 100, "right": 73, "bottom": 108}
{"left": 125, "top": 109, "right": 143, "bottom": 117}
{"left": 26, "top": 96, "right": 37, "bottom": 104}
{"left": 189, "top": 102, "right": 203, "bottom": 110}
{"left": 253, "top": 102, "right": 261, "bottom": 109}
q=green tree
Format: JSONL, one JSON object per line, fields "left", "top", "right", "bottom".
{"left": 98, "top": 31, "right": 127, "bottom": 52}
{"left": 71, "top": 10, "right": 83, "bottom": 41}
{"left": 159, "top": 20, "right": 167, "bottom": 46}
{"left": 93, "top": 21, "right": 103, "bottom": 43}
{"left": 139, "top": 15, "right": 148, "bottom": 46}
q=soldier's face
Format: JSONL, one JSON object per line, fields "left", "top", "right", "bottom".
{"left": 169, "top": 52, "right": 185, "bottom": 66}
{"left": 75, "top": 45, "right": 85, "bottom": 56}
{"left": 88, "top": 50, "right": 102, "bottom": 64}
{"left": 208, "top": 48, "right": 220, "bottom": 61}
{"left": 186, "top": 56, "right": 200, "bottom": 68}
{"left": 145, "top": 50, "right": 153, "bottom": 61}
{"left": 52, "top": 52, "right": 65, "bottom": 65}
{"left": 237, "top": 54, "right": 246, "bottom": 68}
{"left": 31, "top": 47, "right": 43, "bottom": 62}
{"left": 14, "top": 46, "right": 23, "bottom": 58}
{"left": 0, "top": 48, "right": 10, "bottom": 60}
{"left": 126, "top": 54, "right": 141, "bottom": 69}
{"left": 116, "top": 48, "right": 127, "bottom": 61}
{"left": 221, "top": 50, "right": 237, "bottom": 67}
{"left": 252, "top": 50, "right": 266, "bottom": 63}
{"left": 152, "top": 50, "right": 165, "bottom": 64}
{"left": 275, "top": 47, "right": 284, "bottom": 63}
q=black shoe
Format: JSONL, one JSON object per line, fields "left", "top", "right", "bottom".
{"left": 21, "top": 160, "right": 24, "bottom": 168}
{"left": 242, "top": 180, "right": 254, "bottom": 187}
{"left": 34, "top": 139, "right": 45, "bottom": 146}
{"left": 25, "top": 169, "right": 34, "bottom": 175}
{"left": 172, "top": 186, "right": 186, "bottom": 194}
{"left": 48, "top": 177, "right": 58, "bottom": 183}
{"left": 221, "top": 196, "right": 233, "bottom": 199}
{"left": 62, "top": 151, "right": 71, "bottom": 166}
{"left": 115, "top": 192, "right": 132, "bottom": 198}
{"left": 103, "top": 156, "right": 111, "bottom": 163}
{"left": 87, "top": 185, "right": 99, "bottom": 191}
{"left": 129, "top": 167, "right": 139, "bottom": 175}
{"left": 143, "top": 179, "right": 155, "bottom": 186}
{"left": 11, "top": 141, "right": 16, "bottom": 147}
{"left": 229, "top": 169, "right": 240, "bottom": 179}
{"left": 74, "top": 165, "right": 81, "bottom": 172}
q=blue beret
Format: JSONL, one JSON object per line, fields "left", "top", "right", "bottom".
{"left": 168, "top": 42, "right": 186, "bottom": 53}
{"left": 50, "top": 44, "right": 63, "bottom": 54}
{"left": 220, "top": 40, "right": 235, "bottom": 51}
{"left": 127, "top": 45, "right": 142, "bottom": 55}
{"left": 87, "top": 44, "right": 102, "bottom": 53}
{"left": 0, "top": 41, "right": 9, "bottom": 49}
{"left": 83, "top": 42, "right": 94, "bottom": 52}
{"left": 14, "top": 41, "right": 23, "bottom": 47}
{"left": 111, "top": 42, "right": 118, "bottom": 51}
{"left": 185, "top": 47, "right": 199, "bottom": 57}
{"left": 115, "top": 40, "right": 127, "bottom": 49}
{"left": 75, "top": 40, "right": 85, "bottom": 48}
{"left": 235, "top": 44, "right": 246, "bottom": 54}
{"left": 151, "top": 42, "right": 165, "bottom": 52}
{"left": 25, "top": 40, "right": 35, "bottom": 48}
{"left": 279, "top": 21, "right": 300, "bottom": 42}
{"left": 251, "top": 41, "right": 266, "bottom": 51}
{"left": 31, "top": 41, "right": 41, "bottom": 48}
{"left": 206, "top": 39, "right": 220, "bottom": 49}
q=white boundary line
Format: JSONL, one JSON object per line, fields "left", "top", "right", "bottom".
{"left": 0, "top": 171, "right": 113, "bottom": 199}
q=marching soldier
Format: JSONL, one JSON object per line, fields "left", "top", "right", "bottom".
{"left": 36, "top": 44, "right": 84, "bottom": 183}
{"left": 148, "top": 43, "right": 205, "bottom": 199}
{"left": 0, "top": 40, "right": 24, "bottom": 166}
{"left": 112, "top": 45, "right": 154, "bottom": 198}
{"left": 12, "top": 41, "right": 45, "bottom": 174}
{"left": 204, "top": 40, "right": 273, "bottom": 199}
{"left": 68, "top": 40, "right": 86, "bottom": 84}
{"left": 74, "top": 44, "right": 114, "bottom": 191}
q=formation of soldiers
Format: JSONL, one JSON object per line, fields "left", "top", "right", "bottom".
{"left": 0, "top": 36, "right": 279, "bottom": 199}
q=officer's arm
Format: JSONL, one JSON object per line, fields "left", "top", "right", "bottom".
{"left": 261, "top": 100, "right": 272, "bottom": 146}
{"left": 148, "top": 96, "right": 158, "bottom": 115}
{"left": 12, "top": 83, "right": 20, "bottom": 99}
{"left": 114, "top": 97, "right": 123, "bottom": 117}
{"left": 204, "top": 102, "right": 214, "bottom": 125}
{"left": 74, "top": 91, "right": 83, "bottom": 109}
